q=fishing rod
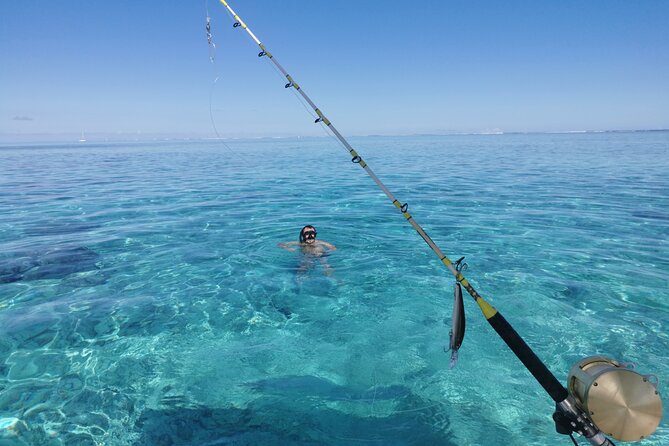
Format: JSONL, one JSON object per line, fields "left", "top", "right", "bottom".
{"left": 214, "top": 2, "right": 662, "bottom": 444}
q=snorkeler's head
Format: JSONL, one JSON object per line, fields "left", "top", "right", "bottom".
{"left": 299, "top": 225, "right": 317, "bottom": 243}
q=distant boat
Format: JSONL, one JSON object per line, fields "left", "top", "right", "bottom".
{"left": 79, "top": 131, "right": 87, "bottom": 142}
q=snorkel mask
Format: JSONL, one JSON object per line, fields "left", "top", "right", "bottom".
{"left": 300, "top": 226, "right": 317, "bottom": 243}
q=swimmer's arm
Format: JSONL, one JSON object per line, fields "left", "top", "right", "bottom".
{"left": 319, "top": 241, "right": 336, "bottom": 251}
{"left": 278, "top": 241, "right": 299, "bottom": 251}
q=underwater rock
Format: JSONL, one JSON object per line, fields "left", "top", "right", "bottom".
{"left": 24, "top": 221, "right": 99, "bottom": 236}
{"left": 0, "top": 246, "right": 100, "bottom": 283}
{"left": 0, "top": 257, "right": 38, "bottom": 283}
{"left": 133, "top": 394, "right": 455, "bottom": 446}
{"left": 632, "top": 211, "right": 669, "bottom": 221}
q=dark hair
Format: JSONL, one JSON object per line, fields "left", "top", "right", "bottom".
{"left": 299, "top": 225, "right": 316, "bottom": 243}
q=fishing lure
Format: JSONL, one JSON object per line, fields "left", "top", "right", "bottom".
{"left": 205, "top": 15, "right": 216, "bottom": 62}
{"left": 447, "top": 282, "right": 466, "bottom": 368}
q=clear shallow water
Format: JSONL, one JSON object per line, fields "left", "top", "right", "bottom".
{"left": 0, "top": 132, "right": 667, "bottom": 445}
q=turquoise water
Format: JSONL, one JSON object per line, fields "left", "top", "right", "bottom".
{"left": 0, "top": 132, "right": 668, "bottom": 445}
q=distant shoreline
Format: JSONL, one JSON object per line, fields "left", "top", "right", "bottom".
{"left": 1, "top": 128, "right": 667, "bottom": 145}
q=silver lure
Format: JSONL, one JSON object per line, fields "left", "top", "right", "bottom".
{"left": 448, "top": 282, "right": 466, "bottom": 368}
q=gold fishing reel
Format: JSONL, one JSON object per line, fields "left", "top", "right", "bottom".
{"left": 567, "top": 356, "right": 663, "bottom": 442}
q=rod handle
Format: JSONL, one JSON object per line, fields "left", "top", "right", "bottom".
{"left": 487, "top": 311, "right": 568, "bottom": 402}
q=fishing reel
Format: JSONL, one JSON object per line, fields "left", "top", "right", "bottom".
{"left": 554, "top": 356, "right": 662, "bottom": 445}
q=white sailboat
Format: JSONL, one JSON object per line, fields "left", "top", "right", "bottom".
{"left": 79, "top": 131, "right": 87, "bottom": 142}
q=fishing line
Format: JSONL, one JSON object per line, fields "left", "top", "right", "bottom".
{"left": 207, "top": 75, "right": 224, "bottom": 141}
{"left": 213, "top": 2, "right": 335, "bottom": 148}
{"left": 203, "top": 0, "right": 240, "bottom": 155}
{"left": 261, "top": 52, "right": 360, "bottom": 147}
{"left": 261, "top": 45, "right": 341, "bottom": 145}
{"left": 265, "top": 61, "right": 318, "bottom": 120}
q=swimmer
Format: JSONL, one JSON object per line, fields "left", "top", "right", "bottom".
{"left": 278, "top": 225, "right": 336, "bottom": 255}
{"left": 278, "top": 225, "right": 336, "bottom": 276}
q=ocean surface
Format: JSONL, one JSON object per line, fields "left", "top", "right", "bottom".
{"left": 0, "top": 132, "right": 668, "bottom": 445}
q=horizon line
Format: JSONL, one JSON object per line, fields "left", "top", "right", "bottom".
{"left": 1, "top": 128, "right": 668, "bottom": 145}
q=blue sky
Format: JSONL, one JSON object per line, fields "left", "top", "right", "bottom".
{"left": 1, "top": 0, "right": 668, "bottom": 141}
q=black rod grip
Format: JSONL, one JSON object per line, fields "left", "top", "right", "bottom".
{"left": 487, "top": 312, "right": 568, "bottom": 402}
